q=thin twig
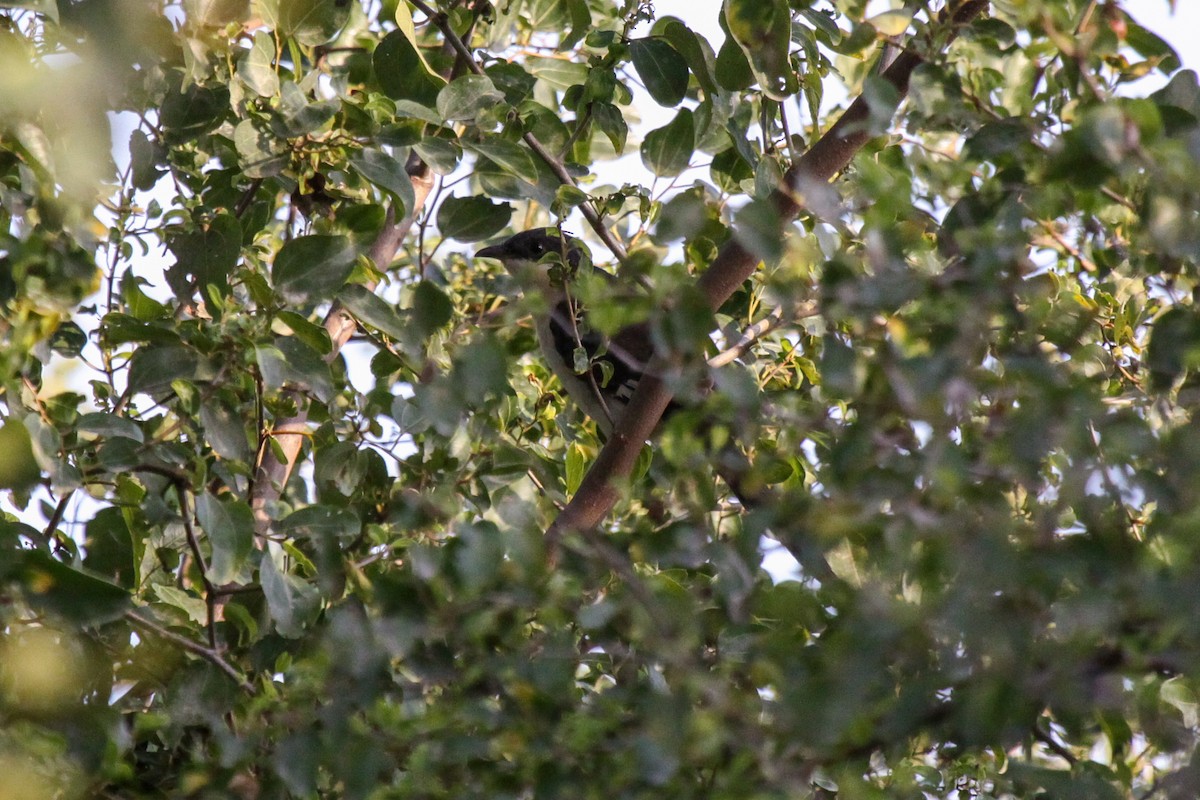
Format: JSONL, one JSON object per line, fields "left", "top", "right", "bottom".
{"left": 125, "top": 610, "right": 255, "bottom": 693}
{"left": 176, "top": 487, "right": 219, "bottom": 648}
{"left": 408, "top": 0, "right": 630, "bottom": 265}
{"left": 707, "top": 303, "right": 818, "bottom": 368}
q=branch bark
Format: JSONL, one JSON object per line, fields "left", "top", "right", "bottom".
{"left": 550, "top": 0, "right": 991, "bottom": 536}
{"left": 250, "top": 154, "right": 435, "bottom": 531}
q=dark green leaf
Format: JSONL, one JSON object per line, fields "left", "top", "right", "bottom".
{"left": 657, "top": 18, "right": 719, "bottom": 96}
{"left": 350, "top": 148, "right": 415, "bottom": 215}
{"left": 261, "top": 553, "right": 319, "bottom": 638}
{"left": 256, "top": 336, "right": 336, "bottom": 403}
{"left": 272, "top": 234, "right": 357, "bottom": 303}
{"left": 1124, "top": 18, "right": 1181, "bottom": 75}
{"left": 592, "top": 101, "right": 628, "bottom": 154}
{"left": 160, "top": 83, "right": 229, "bottom": 145}
{"left": 128, "top": 346, "right": 207, "bottom": 396}
{"left": 413, "top": 137, "right": 460, "bottom": 175}
{"left": 338, "top": 284, "right": 410, "bottom": 340}
{"left": 525, "top": 56, "right": 588, "bottom": 90}
{"left": 629, "top": 38, "right": 689, "bottom": 108}
{"left": 640, "top": 108, "right": 694, "bottom": 177}
{"left": 412, "top": 281, "right": 453, "bottom": 336}
{"left": 200, "top": 398, "right": 253, "bottom": 461}
{"left": 1147, "top": 307, "right": 1200, "bottom": 391}
{"left": 168, "top": 213, "right": 242, "bottom": 300}
{"left": 465, "top": 140, "right": 539, "bottom": 183}
{"left": 78, "top": 412, "right": 144, "bottom": 443}
{"left": 724, "top": 0, "right": 794, "bottom": 98}
{"left": 19, "top": 550, "right": 130, "bottom": 624}
{"left": 373, "top": 29, "right": 442, "bottom": 105}
{"left": 278, "top": 0, "right": 349, "bottom": 45}
{"left": 436, "top": 195, "right": 514, "bottom": 242}
{"left": 195, "top": 493, "right": 255, "bottom": 585}
{"left": 714, "top": 35, "right": 753, "bottom": 92}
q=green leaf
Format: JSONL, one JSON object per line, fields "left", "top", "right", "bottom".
{"left": 153, "top": 584, "right": 208, "bottom": 624}
{"left": 234, "top": 118, "right": 288, "bottom": 178}
{"left": 272, "top": 234, "right": 357, "bottom": 303}
{"left": 83, "top": 507, "right": 137, "bottom": 589}
{"left": 437, "top": 74, "right": 505, "bottom": 121}
{"left": 1147, "top": 307, "right": 1200, "bottom": 391}
{"left": 276, "top": 310, "right": 333, "bottom": 355}
{"left": 465, "top": 140, "right": 539, "bottom": 184}
{"left": 78, "top": 412, "right": 144, "bottom": 443}
{"left": 238, "top": 30, "right": 279, "bottom": 96}
{"left": 277, "top": 505, "right": 360, "bottom": 544}
{"left": 525, "top": 56, "right": 588, "bottom": 90}
{"left": 640, "top": 108, "right": 694, "bottom": 177}
{"left": 200, "top": 398, "right": 253, "bottom": 461}
{"left": 394, "top": 0, "right": 442, "bottom": 79}
{"left": 256, "top": 337, "right": 336, "bottom": 403}
{"left": 195, "top": 493, "right": 255, "bottom": 585}
{"left": 733, "top": 197, "right": 782, "bottom": 262}
{"left": 413, "top": 137, "right": 460, "bottom": 175}
{"left": 412, "top": 280, "right": 453, "bottom": 337}
{"left": 168, "top": 213, "right": 242, "bottom": 300}
{"left": 278, "top": 0, "right": 349, "bottom": 45}
{"left": 350, "top": 147, "right": 415, "bottom": 215}
{"left": 657, "top": 18, "right": 720, "bottom": 96}
{"left": 338, "top": 284, "right": 410, "bottom": 340}
{"left": 160, "top": 83, "right": 229, "bottom": 145}
{"left": 261, "top": 550, "right": 319, "bottom": 638}
{"left": 629, "top": 38, "right": 689, "bottom": 108}
{"left": 723, "top": 0, "right": 794, "bottom": 99}
{"left": 437, "top": 195, "right": 514, "bottom": 242}
{"left": 592, "top": 101, "right": 628, "bottom": 154}
{"left": 560, "top": 0, "right": 591, "bottom": 50}
{"left": 373, "top": 28, "right": 442, "bottom": 105}
{"left": 565, "top": 442, "right": 586, "bottom": 495}
{"left": 19, "top": 550, "right": 130, "bottom": 624}
{"left": 129, "top": 129, "right": 164, "bottom": 190}
{"left": 278, "top": 81, "right": 339, "bottom": 135}
{"left": 1124, "top": 18, "right": 1181, "bottom": 75}
{"left": 0, "top": 419, "right": 41, "bottom": 491}
{"left": 128, "top": 345, "right": 207, "bottom": 396}
{"left": 714, "top": 36, "right": 753, "bottom": 92}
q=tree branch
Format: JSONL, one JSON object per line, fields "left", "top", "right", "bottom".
{"left": 550, "top": 0, "right": 992, "bottom": 536}
{"left": 249, "top": 156, "right": 436, "bottom": 531}
{"left": 125, "top": 610, "right": 255, "bottom": 693}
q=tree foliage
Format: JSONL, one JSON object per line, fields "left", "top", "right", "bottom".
{"left": 2, "top": 0, "right": 1200, "bottom": 797}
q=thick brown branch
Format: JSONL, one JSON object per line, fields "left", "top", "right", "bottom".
{"left": 550, "top": 0, "right": 991, "bottom": 536}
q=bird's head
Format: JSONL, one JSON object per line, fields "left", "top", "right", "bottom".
{"left": 475, "top": 228, "right": 586, "bottom": 294}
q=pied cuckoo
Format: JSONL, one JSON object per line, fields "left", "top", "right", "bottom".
{"left": 475, "top": 228, "right": 669, "bottom": 437}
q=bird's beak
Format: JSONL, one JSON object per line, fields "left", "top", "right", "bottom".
{"left": 475, "top": 243, "right": 505, "bottom": 260}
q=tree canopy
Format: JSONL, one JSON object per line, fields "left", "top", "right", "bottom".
{"left": 3, "top": 0, "right": 1200, "bottom": 797}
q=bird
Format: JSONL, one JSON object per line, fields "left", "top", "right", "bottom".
{"left": 475, "top": 228, "right": 660, "bottom": 438}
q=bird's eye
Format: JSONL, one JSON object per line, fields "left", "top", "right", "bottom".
{"left": 531, "top": 242, "right": 544, "bottom": 255}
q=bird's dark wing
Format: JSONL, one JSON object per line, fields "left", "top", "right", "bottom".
{"left": 546, "top": 300, "right": 647, "bottom": 409}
